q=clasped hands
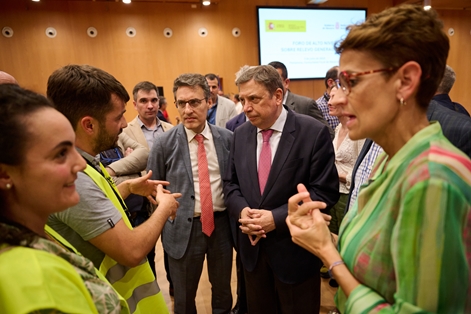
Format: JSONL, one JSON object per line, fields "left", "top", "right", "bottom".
{"left": 286, "top": 183, "right": 336, "bottom": 257}
{"left": 239, "top": 207, "right": 275, "bottom": 246}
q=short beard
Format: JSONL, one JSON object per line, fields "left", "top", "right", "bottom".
{"left": 93, "top": 123, "right": 120, "bottom": 154}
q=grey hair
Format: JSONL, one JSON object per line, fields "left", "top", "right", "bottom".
{"left": 436, "top": 65, "right": 456, "bottom": 94}
{"left": 235, "top": 65, "right": 284, "bottom": 97}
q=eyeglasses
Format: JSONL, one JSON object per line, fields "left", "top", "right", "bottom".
{"left": 334, "top": 79, "right": 340, "bottom": 89}
{"left": 338, "top": 68, "right": 396, "bottom": 96}
{"left": 175, "top": 98, "right": 206, "bottom": 109}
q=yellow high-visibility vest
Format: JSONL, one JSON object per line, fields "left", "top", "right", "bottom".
{"left": 45, "top": 225, "right": 130, "bottom": 314}
{"left": 0, "top": 244, "right": 99, "bottom": 314}
{"left": 84, "top": 164, "right": 168, "bottom": 314}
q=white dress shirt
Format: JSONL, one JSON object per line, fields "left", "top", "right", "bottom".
{"left": 256, "top": 107, "right": 288, "bottom": 168}
{"left": 185, "top": 122, "right": 225, "bottom": 216}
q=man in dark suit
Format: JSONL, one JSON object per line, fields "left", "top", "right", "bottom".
{"left": 427, "top": 100, "right": 471, "bottom": 157}
{"left": 225, "top": 111, "right": 248, "bottom": 314}
{"left": 432, "top": 65, "right": 469, "bottom": 116}
{"left": 268, "top": 61, "right": 334, "bottom": 138}
{"left": 224, "top": 65, "right": 339, "bottom": 313}
{"left": 226, "top": 112, "right": 246, "bottom": 132}
{"left": 148, "top": 73, "right": 233, "bottom": 314}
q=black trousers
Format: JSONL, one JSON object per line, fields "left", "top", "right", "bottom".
{"left": 244, "top": 249, "right": 320, "bottom": 314}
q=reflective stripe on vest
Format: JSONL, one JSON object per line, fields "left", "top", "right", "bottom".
{"left": 84, "top": 164, "right": 168, "bottom": 314}
{"left": 45, "top": 225, "right": 130, "bottom": 314}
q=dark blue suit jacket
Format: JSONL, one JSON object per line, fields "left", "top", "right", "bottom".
{"left": 223, "top": 107, "right": 339, "bottom": 284}
{"left": 427, "top": 100, "right": 471, "bottom": 157}
{"left": 225, "top": 112, "right": 247, "bottom": 132}
{"left": 432, "top": 94, "right": 469, "bottom": 117}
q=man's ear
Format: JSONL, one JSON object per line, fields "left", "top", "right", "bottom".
{"left": 207, "top": 97, "right": 213, "bottom": 109}
{"left": 396, "top": 61, "right": 422, "bottom": 103}
{"left": 326, "top": 78, "right": 335, "bottom": 89}
{"left": 0, "top": 164, "right": 13, "bottom": 190}
{"left": 79, "top": 116, "right": 97, "bottom": 135}
{"left": 275, "top": 88, "right": 284, "bottom": 106}
{"left": 133, "top": 100, "right": 137, "bottom": 110}
{"left": 284, "top": 78, "right": 290, "bottom": 89}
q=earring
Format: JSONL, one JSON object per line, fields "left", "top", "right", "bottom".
{"left": 6, "top": 183, "right": 12, "bottom": 189}
{"left": 400, "top": 98, "right": 407, "bottom": 106}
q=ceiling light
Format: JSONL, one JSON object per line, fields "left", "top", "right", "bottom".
{"left": 424, "top": 0, "right": 431, "bottom": 10}
{"left": 202, "top": 0, "right": 210, "bottom": 6}
{"left": 123, "top": 0, "right": 131, "bottom": 3}
{"left": 32, "top": 0, "right": 40, "bottom": 2}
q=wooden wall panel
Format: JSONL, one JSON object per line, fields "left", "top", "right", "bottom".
{"left": 1, "top": 0, "right": 469, "bottom": 123}
{"left": 437, "top": 9, "right": 471, "bottom": 112}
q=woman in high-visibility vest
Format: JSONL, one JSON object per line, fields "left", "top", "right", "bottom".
{"left": 0, "top": 84, "right": 128, "bottom": 314}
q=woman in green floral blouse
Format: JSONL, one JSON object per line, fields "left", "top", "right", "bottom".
{"left": 287, "top": 4, "right": 471, "bottom": 314}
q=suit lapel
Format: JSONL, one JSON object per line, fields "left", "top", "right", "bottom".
{"left": 130, "top": 116, "right": 150, "bottom": 149}
{"left": 209, "top": 125, "right": 226, "bottom": 171}
{"left": 176, "top": 125, "right": 194, "bottom": 183}
{"left": 215, "top": 96, "right": 222, "bottom": 126}
{"left": 245, "top": 125, "right": 261, "bottom": 199}
{"left": 260, "top": 109, "right": 296, "bottom": 204}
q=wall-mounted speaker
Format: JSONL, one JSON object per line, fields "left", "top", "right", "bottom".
{"left": 87, "top": 27, "right": 97, "bottom": 38}
{"left": 198, "top": 27, "right": 208, "bottom": 37}
{"left": 2, "top": 27, "right": 13, "bottom": 38}
{"left": 163, "top": 28, "right": 173, "bottom": 38}
{"left": 45, "top": 27, "right": 57, "bottom": 38}
{"left": 232, "top": 27, "right": 241, "bottom": 37}
{"left": 126, "top": 27, "right": 136, "bottom": 37}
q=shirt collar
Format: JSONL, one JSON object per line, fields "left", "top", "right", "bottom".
{"left": 76, "top": 147, "right": 101, "bottom": 168}
{"left": 184, "top": 121, "right": 211, "bottom": 143}
{"left": 282, "top": 90, "right": 289, "bottom": 105}
{"left": 257, "top": 106, "right": 287, "bottom": 134}
{"left": 137, "top": 116, "right": 160, "bottom": 129}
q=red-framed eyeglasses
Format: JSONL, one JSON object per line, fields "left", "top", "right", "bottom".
{"left": 338, "top": 68, "right": 397, "bottom": 95}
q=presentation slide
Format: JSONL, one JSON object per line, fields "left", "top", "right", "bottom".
{"left": 257, "top": 7, "right": 366, "bottom": 79}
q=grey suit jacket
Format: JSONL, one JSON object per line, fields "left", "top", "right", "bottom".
{"left": 215, "top": 95, "right": 238, "bottom": 128}
{"left": 285, "top": 91, "right": 334, "bottom": 139}
{"left": 123, "top": 115, "right": 174, "bottom": 150}
{"left": 147, "top": 123, "right": 233, "bottom": 259}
